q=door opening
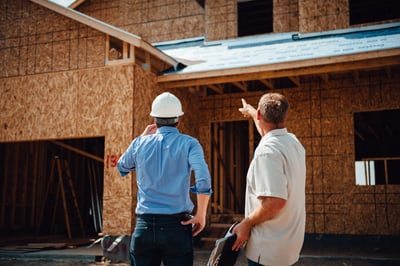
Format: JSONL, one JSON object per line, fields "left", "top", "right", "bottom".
{"left": 0, "top": 138, "right": 104, "bottom": 240}
{"left": 210, "top": 121, "right": 251, "bottom": 214}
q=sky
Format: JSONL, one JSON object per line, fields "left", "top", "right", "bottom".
{"left": 49, "top": 0, "right": 76, "bottom": 7}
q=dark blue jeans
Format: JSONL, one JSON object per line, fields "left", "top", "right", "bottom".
{"left": 248, "top": 259, "right": 264, "bottom": 266}
{"left": 130, "top": 214, "right": 193, "bottom": 266}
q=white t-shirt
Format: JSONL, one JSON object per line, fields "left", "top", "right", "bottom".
{"left": 244, "top": 128, "right": 306, "bottom": 266}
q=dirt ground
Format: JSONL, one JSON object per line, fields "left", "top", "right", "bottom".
{"left": 1, "top": 256, "right": 400, "bottom": 266}
{"left": 1, "top": 234, "right": 399, "bottom": 266}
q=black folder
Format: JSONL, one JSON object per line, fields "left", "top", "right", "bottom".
{"left": 207, "top": 222, "right": 240, "bottom": 266}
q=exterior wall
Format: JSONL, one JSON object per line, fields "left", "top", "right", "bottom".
{"left": 0, "top": 63, "right": 140, "bottom": 235}
{"left": 0, "top": 1, "right": 105, "bottom": 79}
{"left": 197, "top": 73, "right": 400, "bottom": 235}
{"left": 298, "top": 0, "right": 349, "bottom": 33}
{"left": 205, "top": 0, "right": 237, "bottom": 41}
{"left": 77, "top": 0, "right": 206, "bottom": 43}
{"left": 0, "top": 0, "right": 164, "bottom": 235}
{"left": 274, "top": 0, "right": 300, "bottom": 33}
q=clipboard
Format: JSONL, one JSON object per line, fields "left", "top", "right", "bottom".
{"left": 207, "top": 222, "right": 240, "bottom": 266}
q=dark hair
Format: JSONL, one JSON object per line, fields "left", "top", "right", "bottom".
{"left": 258, "top": 93, "right": 289, "bottom": 125}
{"left": 155, "top": 117, "right": 179, "bottom": 127}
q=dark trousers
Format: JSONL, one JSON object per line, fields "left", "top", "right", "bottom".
{"left": 130, "top": 213, "right": 193, "bottom": 266}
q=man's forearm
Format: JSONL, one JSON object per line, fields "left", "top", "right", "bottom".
{"left": 245, "top": 196, "right": 286, "bottom": 227}
{"left": 196, "top": 193, "right": 210, "bottom": 217}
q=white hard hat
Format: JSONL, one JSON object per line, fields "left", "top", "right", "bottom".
{"left": 150, "top": 92, "right": 184, "bottom": 118}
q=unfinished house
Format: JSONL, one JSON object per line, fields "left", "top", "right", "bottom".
{"left": 1, "top": 0, "right": 399, "bottom": 247}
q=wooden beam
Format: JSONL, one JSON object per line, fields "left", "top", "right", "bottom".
{"left": 158, "top": 49, "right": 400, "bottom": 88}
{"left": 233, "top": 81, "right": 247, "bottom": 91}
{"left": 123, "top": 41, "right": 128, "bottom": 61}
{"left": 130, "top": 44, "right": 135, "bottom": 61}
{"left": 143, "top": 52, "right": 151, "bottom": 71}
{"left": 50, "top": 140, "right": 104, "bottom": 163}
{"left": 384, "top": 66, "right": 392, "bottom": 79}
{"left": 352, "top": 70, "right": 359, "bottom": 82}
{"left": 208, "top": 84, "right": 224, "bottom": 94}
{"left": 319, "top": 73, "right": 330, "bottom": 83}
{"left": 288, "top": 76, "right": 300, "bottom": 87}
{"left": 259, "top": 79, "right": 274, "bottom": 90}
{"left": 105, "top": 35, "right": 110, "bottom": 65}
{"left": 69, "top": 0, "right": 85, "bottom": 9}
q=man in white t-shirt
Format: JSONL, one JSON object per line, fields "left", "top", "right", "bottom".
{"left": 233, "top": 93, "right": 306, "bottom": 266}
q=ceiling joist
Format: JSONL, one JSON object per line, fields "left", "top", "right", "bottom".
{"left": 319, "top": 73, "right": 330, "bottom": 84}
{"left": 288, "top": 76, "right": 301, "bottom": 87}
{"left": 233, "top": 81, "right": 248, "bottom": 91}
{"left": 207, "top": 84, "right": 224, "bottom": 94}
{"left": 259, "top": 79, "right": 274, "bottom": 90}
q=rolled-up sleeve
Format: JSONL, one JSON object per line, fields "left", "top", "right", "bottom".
{"left": 188, "top": 140, "right": 213, "bottom": 195}
{"left": 117, "top": 140, "right": 137, "bottom": 177}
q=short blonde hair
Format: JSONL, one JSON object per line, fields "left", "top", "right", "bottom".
{"left": 258, "top": 93, "right": 289, "bottom": 124}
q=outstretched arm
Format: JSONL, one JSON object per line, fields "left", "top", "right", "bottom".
{"left": 239, "top": 98, "right": 262, "bottom": 136}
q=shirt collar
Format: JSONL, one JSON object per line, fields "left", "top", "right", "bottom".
{"left": 264, "top": 128, "right": 288, "bottom": 139}
{"left": 157, "top": 126, "right": 179, "bottom": 134}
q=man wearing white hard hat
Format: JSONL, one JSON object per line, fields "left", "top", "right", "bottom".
{"left": 117, "top": 92, "right": 212, "bottom": 266}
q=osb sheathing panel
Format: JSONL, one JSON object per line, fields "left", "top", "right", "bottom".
{"left": 0, "top": 0, "right": 105, "bottom": 79}
{"left": 78, "top": 0, "right": 205, "bottom": 43}
{"left": 205, "top": 1, "right": 237, "bottom": 41}
{"left": 274, "top": 0, "right": 299, "bottom": 33}
{"left": 0, "top": 64, "right": 137, "bottom": 235}
{"left": 299, "top": 0, "right": 348, "bottom": 33}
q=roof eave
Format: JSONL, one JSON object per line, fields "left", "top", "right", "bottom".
{"left": 157, "top": 48, "right": 400, "bottom": 89}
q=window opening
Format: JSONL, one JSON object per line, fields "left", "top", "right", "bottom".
{"left": 354, "top": 110, "right": 400, "bottom": 185}
{"left": 108, "top": 36, "right": 124, "bottom": 61}
{"left": 238, "top": 0, "right": 273, "bottom": 37}
{"left": 349, "top": 0, "right": 399, "bottom": 25}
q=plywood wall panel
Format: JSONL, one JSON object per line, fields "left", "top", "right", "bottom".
{"left": 53, "top": 41, "right": 70, "bottom": 71}
{"left": 102, "top": 196, "right": 133, "bottom": 235}
{"left": 299, "top": 0, "right": 348, "bottom": 33}
{"left": 325, "top": 214, "right": 344, "bottom": 233}
{"left": 35, "top": 43, "right": 52, "bottom": 73}
{"left": 69, "top": 38, "right": 79, "bottom": 70}
{"left": 79, "top": 0, "right": 205, "bottom": 43}
{"left": 26, "top": 44, "right": 36, "bottom": 75}
{"left": 18, "top": 45, "right": 28, "bottom": 76}
{"left": 3, "top": 47, "right": 19, "bottom": 77}
{"left": 205, "top": 1, "right": 236, "bottom": 41}
{"left": 0, "top": 3, "right": 107, "bottom": 79}
{"left": 86, "top": 36, "right": 105, "bottom": 68}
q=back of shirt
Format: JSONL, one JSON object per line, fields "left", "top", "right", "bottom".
{"left": 245, "top": 128, "right": 306, "bottom": 266}
{"left": 117, "top": 126, "right": 212, "bottom": 215}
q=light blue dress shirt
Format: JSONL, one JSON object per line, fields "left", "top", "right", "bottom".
{"left": 117, "top": 126, "right": 212, "bottom": 215}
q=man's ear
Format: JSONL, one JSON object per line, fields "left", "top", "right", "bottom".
{"left": 257, "top": 110, "right": 261, "bottom": 120}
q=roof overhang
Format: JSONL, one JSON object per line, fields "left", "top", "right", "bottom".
{"left": 156, "top": 23, "right": 400, "bottom": 92}
{"left": 158, "top": 48, "right": 400, "bottom": 88}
